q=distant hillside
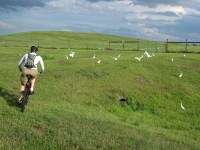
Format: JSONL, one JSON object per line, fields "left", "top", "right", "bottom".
{"left": 0, "top": 31, "right": 199, "bottom": 52}
{"left": 0, "top": 31, "right": 155, "bottom": 51}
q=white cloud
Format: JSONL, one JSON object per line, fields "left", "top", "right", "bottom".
{"left": 0, "top": 0, "right": 200, "bottom": 41}
{"left": 143, "top": 27, "right": 160, "bottom": 35}
{"left": 0, "top": 21, "right": 15, "bottom": 29}
{"left": 46, "top": 0, "right": 102, "bottom": 12}
{"left": 46, "top": 1, "right": 65, "bottom": 9}
{"left": 125, "top": 13, "right": 179, "bottom": 22}
{"left": 155, "top": 4, "right": 187, "bottom": 16}
{"left": 186, "top": 8, "right": 200, "bottom": 15}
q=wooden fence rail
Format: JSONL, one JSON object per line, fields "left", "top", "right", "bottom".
{"left": 166, "top": 39, "right": 200, "bottom": 52}
{"left": 109, "top": 39, "right": 140, "bottom": 50}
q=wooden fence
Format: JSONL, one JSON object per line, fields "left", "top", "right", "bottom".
{"left": 108, "top": 39, "right": 140, "bottom": 50}
{"left": 166, "top": 39, "right": 200, "bottom": 52}
{"left": 0, "top": 38, "right": 199, "bottom": 53}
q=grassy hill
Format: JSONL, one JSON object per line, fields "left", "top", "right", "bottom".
{"left": 0, "top": 31, "right": 200, "bottom": 149}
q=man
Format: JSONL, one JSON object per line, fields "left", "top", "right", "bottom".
{"left": 18, "top": 46, "right": 44, "bottom": 103}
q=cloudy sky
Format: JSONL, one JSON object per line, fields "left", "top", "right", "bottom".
{"left": 0, "top": 0, "right": 200, "bottom": 41}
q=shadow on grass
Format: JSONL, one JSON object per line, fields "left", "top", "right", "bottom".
{"left": 0, "top": 87, "right": 18, "bottom": 107}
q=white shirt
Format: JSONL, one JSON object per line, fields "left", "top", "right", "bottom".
{"left": 18, "top": 52, "right": 45, "bottom": 72}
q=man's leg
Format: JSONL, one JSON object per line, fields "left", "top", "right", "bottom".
{"left": 20, "top": 85, "right": 25, "bottom": 93}
{"left": 30, "top": 69, "right": 38, "bottom": 93}
{"left": 30, "top": 77, "right": 36, "bottom": 93}
{"left": 18, "top": 85, "right": 25, "bottom": 103}
{"left": 18, "top": 68, "right": 27, "bottom": 103}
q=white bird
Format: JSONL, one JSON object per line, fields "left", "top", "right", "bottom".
{"left": 112, "top": 55, "right": 121, "bottom": 60}
{"left": 66, "top": 55, "right": 68, "bottom": 59}
{"left": 144, "top": 51, "right": 152, "bottom": 58}
{"left": 93, "top": 54, "right": 96, "bottom": 59}
{"left": 181, "top": 102, "right": 185, "bottom": 110}
{"left": 183, "top": 54, "right": 186, "bottom": 57}
{"left": 97, "top": 60, "right": 101, "bottom": 64}
{"left": 172, "top": 58, "right": 174, "bottom": 62}
{"left": 135, "top": 55, "right": 143, "bottom": 61}
{"left": 179, "top": 73, "right": 183, "bottom": 78}
{"left": 69, "top": 51, "right": 75, "bottom": 57}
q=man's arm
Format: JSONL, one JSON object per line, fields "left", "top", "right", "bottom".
{"left": 18, "top": 54, "right": 26, "bottom": 71}
{"left": 39, "top": 56, "right": 45, "bottom": 74}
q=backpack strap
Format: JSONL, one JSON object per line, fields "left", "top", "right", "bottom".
{"left": 32, "top": 54, "right": 38, "bottom": 67}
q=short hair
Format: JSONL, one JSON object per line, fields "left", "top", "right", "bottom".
{"left": 30, "top": 46, "right": 38, "bottom": 52}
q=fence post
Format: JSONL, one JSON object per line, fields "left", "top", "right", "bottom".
{"left": 147, "top": 41, "right": 148, "bottom": 51}
{"left": 185, "top": 39, "right": 188, "bottom": 52}
{"left": 122, "top": 39, "right": 125, "bottom": 50}
{"left": 166, "top": 39, "right": 168, "bottom": 52}
{"left": 137, "top": 39, "right": 140, "bottom": 50}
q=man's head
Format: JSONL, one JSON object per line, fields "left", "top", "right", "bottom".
{"left": 30, "top": 46, "right": 38, "bottom": 53}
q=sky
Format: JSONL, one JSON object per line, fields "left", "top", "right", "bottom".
{"left": 0, "top": 0, "right": 200, "bottom": 41}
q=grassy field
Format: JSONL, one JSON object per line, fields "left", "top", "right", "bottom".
{"left": 1, "top": 31, "right": 199, "bottom": 53}
{"left": 0, "top": 31, "right": 200, "bottom": 149}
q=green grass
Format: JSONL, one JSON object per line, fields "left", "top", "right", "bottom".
{"left": 0, "top": 31, "right": 200, "bottom": 149}
{"left": 1, "top": 31, "right": 199, "bottom": 52}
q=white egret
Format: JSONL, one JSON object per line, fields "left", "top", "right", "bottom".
{"left": 112, "top": 55, "right": 121, "bottom": 60}
{"left": 135, "top": 55, "right": 143, "bottom": 61}
{"left": 181, "top": 102, "right": 185, "bottom": 110}
{"left": 144, "top": 51, "right": 152, "bottom": 58}
{"left": 97, "top": 60, "right": 101, "bottom": 64}
{"left": 93, "top": 54, "right": 96, "bottom": 59}
{"left": 69, "top": 51, "right": 75, "bottom": 57}
{"left": 179, "top": 73, "right": 183, "bottom": 78}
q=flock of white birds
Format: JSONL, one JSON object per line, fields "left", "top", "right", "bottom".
{"left": 65, "top": 50, "right": 186, "bottom": 110}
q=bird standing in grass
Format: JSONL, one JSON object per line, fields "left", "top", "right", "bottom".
{"left": 69, "top": 51, "right": 75, "bottom": 57}
{"left": 112, "top": 55, "right": 121, "bottom": 60}
{"left": 144, "top": 51, "right": 152, "bottom": 58}
{"left": 135, "top": 55, "right": 143, "bottom": 61}
{"left": 181, "top": 102, "right": 185, "bottom": 110}
{"left": 179, "top": 73, "right": 183, "bottom": 78}
{"left": 97, "top": 60, "right": 101, "bottom": 64}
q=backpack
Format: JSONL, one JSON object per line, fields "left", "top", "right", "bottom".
{"left": 24, "top": 53, "right": 37, "bottom": 68}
